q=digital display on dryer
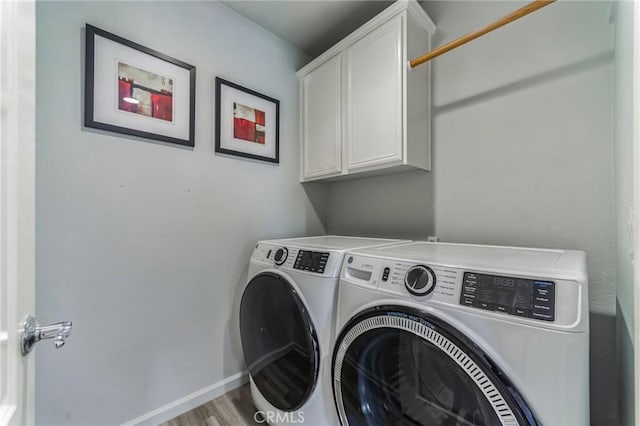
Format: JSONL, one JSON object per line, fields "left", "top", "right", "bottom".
{"left": 294, "top": 250, "right": 329, "bottom": 273}
{"left": 460, "top": 272, "right": 555, "bottom": 321}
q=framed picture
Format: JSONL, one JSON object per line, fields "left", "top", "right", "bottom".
{"left": 215, "top": 77, "right": 279, "bottom": 163}
{"left": 85, "top": 24, "right": 196, "bottom": 147}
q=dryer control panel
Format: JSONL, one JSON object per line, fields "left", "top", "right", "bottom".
{"left": 251, "top": 243, "right": 344, "bottom": 277}
{"left": 342, "top": 255, "right": 460, "bottom": 303}
{"left": 294, "top": 250, "right": 330, "bottom": 273}
{"left": 460, "top": 272, "right": 556, "bottom": 322}
{"left": 341, "top": 254, "right": 581, "bottom": 328}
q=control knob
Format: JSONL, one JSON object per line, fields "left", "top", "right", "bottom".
{"left": 404, "top": 265, "right": 436, "bottom": 296}
{"left": 274, "top": 247, "right": 288, "bottom": 266}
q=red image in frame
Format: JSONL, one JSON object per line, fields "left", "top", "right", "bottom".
{"left": 117, "top": 62, "right": 174, "bottom": 122}
{"left": 233, "top": 102, "right": 266, "bottom": 145}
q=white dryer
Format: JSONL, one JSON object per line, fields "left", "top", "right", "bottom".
{"left": 334, "top": 241, "right": 589, "bottom": 426}
{"left": 239, "top": 236, "right": 408, "bottom": 426}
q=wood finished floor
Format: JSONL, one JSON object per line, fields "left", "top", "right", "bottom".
{"left": 161, "top": 384, "right": 260, "bottom": 426}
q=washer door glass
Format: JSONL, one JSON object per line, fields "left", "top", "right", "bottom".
{"left": 240, "top": 272, "right": 319, "bottom": 411}
{"left": 333, "top": 307, "right": 538, "bottom": 426}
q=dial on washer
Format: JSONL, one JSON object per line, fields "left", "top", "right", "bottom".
{"left": 274, "top": 247, "right": 288, "bottom": 265}
{"left": 404, "top": 265, "right": 436, "bottom": 296}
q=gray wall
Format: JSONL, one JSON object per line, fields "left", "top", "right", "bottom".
{"left": 325, "top": 169, "right": 434, "bottom": 239}
{"left": 327, "top": 1, "right": 616, "bottom": 423}
{"left": 614, "top": 1, "right": 635, "bottom": 425}
{"left": 35, "top": 2, "right": 325, "bottom": 425}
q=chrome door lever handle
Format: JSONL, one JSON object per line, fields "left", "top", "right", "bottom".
{"left": 20, "top": 315, "right": 72, "bottom": 356}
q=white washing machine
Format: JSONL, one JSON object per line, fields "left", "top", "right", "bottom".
{"left": 333, "top": 241, "right": 589, "bottom": 426}
{"left": 239, "top": 236, "right": 409, "bottom": 426}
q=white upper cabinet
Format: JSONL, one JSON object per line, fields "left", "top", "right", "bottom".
{"left": 301, "top": 54, "right": 343, "bottom": 179}
{"left": 298, "top": 0, "right": 435, "bottom": 182}
{"left": 347, "top": 16, "right": 403, "bottom": 170}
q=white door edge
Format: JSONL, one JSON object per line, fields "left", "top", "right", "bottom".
{"left": 0, "top": 0, "right": 36, "bottom": 425}
{"left": 633, "top": 0, "right": 640, "bottom": 424}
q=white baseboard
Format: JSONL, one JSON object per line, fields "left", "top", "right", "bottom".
{"left": 120, "top": 370, "right": 249, "bottom": 426}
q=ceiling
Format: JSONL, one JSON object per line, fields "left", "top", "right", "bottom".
{"left": 222, "top": 1, "right": 395, "bottom": 57}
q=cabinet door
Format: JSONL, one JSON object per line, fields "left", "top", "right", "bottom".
{"left": 347, "top": 15, "right": 403, "bottom": 170}
{"left": 301, "top": 54, "right": 342, "bottom": 180}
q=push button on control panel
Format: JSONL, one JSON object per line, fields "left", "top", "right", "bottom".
{"left": 460, "top": 273, "right": 477, "bottom": 306}
{"left": 532, "top": 281, "right": 556, "bottom": 321}
{"left": 512, "top": 308, "right": 532, "bottom": 318}
{"left": 381, "top": 267, "right": 390, "bottom": 282}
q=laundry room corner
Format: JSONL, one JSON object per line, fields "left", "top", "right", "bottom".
{"left": 325, "top": 1, "right": 618, "bottom": 423}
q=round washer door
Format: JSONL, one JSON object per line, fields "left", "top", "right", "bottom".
{"left": 240, "top": 272, "right": 319, "bottom": 411}
{"left": 333, "top": 306, "right": 539, "bottom": 426}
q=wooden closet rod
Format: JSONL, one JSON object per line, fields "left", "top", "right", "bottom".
{"left": 409, "top": 0, "right": 556, "bottom": 69}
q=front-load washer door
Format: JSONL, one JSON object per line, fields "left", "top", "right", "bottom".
{"left": 240, "top": 272, "right": 320, "bottom": 411}
{"left": 332, "top": 306, "right": 539, "bottom": 426}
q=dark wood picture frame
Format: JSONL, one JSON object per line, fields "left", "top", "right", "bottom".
{"left": 215, "top": 77, "right": 280, "bottom": 163}
{"left": 84, "top": 24, "right": 196, "bottom": 147}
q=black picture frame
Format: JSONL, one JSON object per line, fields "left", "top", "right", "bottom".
{"left": 215, "top": 77, "right": 280, "bottom": 163}
{"left": 84, "top": 24, "right": 196, "bottom": 147}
